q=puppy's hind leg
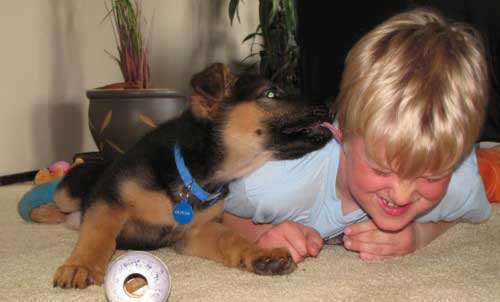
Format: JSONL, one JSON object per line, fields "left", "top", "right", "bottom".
{"left": 30, "top": 206, "right": 82, "bottom": 229}
{"left": 30, "top": 184, "right": 82, "bottom": 224}
{"left": 54, "top": 161, "right": 108, "bottom": 213}
{"left": 30, "top": 189, "right": 83, "bottom": 227}
{"left": 30, "top": 179, "right": 84, "bottom": 225}
{"left": 30, "top": 201, "right": 67, "bottom": 224}
{"left": 53, "top": 182, "right": 83, "bottom": 214}
{"left": 33, "top": 162, "right": 105, "bottom": 225}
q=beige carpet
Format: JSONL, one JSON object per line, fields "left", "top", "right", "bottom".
{"left": 1, "top": 183, "right": 500, "bottom": 302}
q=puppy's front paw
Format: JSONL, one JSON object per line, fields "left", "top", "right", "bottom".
{"left": 53, "top": 264, "right": 104, "bottom": 289}
{"left": 252, "top": 247, "right": 297, "bottom": 275}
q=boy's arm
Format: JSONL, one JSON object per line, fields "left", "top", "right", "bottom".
{"left": 222, "top": 212, "right": 273, "bottom": 243}
{"left": 344, "top": 219, "right": 455, "bottom": 260}
{"left": 413, "top": 220, "right": 456, "bottom": 250}
{"left": 223, "top": 212, "right": 323, "bottom": 262}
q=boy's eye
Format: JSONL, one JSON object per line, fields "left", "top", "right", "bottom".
{"left": 373, "top": 168, "right": 392, "bottom": 177}
{"left": 423, "top": 176, "right": 444, "bottom": 183}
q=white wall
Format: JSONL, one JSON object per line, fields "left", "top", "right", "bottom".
{"left": 0, "top": 0, "right": 258, "bottom": 175}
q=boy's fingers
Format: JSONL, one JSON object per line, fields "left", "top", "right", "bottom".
{"left": 345, "top": 219, "right": 377, "bottom": 235}
{"left": 279, "top": 223, "right": 322, "bottom": 259}
{"left": 256, "top": 222, "right": 308, "bottom": 257}
{"left": 306, "top": 238, "right": 321, "bottom": 256}
{"left": 256, "top": 222, "right": 323, "bottom": 261}
{"left": 302, "top": 226, "right": 323, "bottom": 256}
{"left": 344, "top": 237, "right": 394, "bottom": 256}
{"left": 285, "top": 242, "right": 305, "bottom": 263}
{"left": 283, "top": 224, "right": 309, "bottom": 257}
{"left": 345, "top": 230, "right": 388, "bottom": 245}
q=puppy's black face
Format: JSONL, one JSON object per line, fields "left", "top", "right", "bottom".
{"left": 188, "top": 63, "right": 332, "bottom": 182}
{"left": 228, "top": 74, "right": 333, "bottom": 160}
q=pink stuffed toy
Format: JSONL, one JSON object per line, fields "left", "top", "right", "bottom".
{"left": 48, "top": 161, "right": 71, "bottom": 174}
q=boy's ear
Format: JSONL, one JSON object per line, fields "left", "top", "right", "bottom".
{"left": 190, "top": 63, "right": 236, "bottom": 119}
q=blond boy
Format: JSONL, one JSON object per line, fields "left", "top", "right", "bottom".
{"left": 223, "top": 8, "right": 492, "bottom": 261}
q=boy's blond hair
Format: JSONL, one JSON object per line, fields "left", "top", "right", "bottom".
{"left": 336, "top": 8, "right": 489, "bottom": 178}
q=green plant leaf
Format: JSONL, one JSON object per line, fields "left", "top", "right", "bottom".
{"left": 228, "top": 0, "right": 241, "bottom": 25}
{"left": 231, "top": 0, "right": 300, "bottom": 91}
{"left": 270, "top": 0, "right": 280, "bottom": 22}
{"left": 242, "top": 32, "right": 262, "bottom": 43}
{"left": 104, "top": 0, "right": 150, "bottom": 88}
{"left": 284, "top": 0, "right": 297, "bottom": 35}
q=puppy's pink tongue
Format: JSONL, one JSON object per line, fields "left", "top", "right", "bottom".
{"left": 320, "top": 122, "right": 342, "bottom": 142}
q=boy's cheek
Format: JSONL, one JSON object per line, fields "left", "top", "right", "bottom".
{"left": 351, "top": 169, "right": 389, "bottom": 191}
{"left": 417, "top": 178, "right": 451, "bottom": 201}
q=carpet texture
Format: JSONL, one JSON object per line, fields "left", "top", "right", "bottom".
{"left": 1, "top": 183, "right": 499, "bottom": 302}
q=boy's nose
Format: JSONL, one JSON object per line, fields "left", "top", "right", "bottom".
{"left": 389, "top": 180, "right": 418, "bottom": 206}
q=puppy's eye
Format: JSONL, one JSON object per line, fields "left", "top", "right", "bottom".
{"left": 262, "top": 86, "right": 284, "bottom": 99}
{"left": 263, "top": 89, "right": 276, "bottom": 99}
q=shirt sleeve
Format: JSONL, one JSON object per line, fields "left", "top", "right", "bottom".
{"left": 224, "top": 177, "right": 257, "bottom": 219}
{"left": 224, "top": 144, "right": 333, "bottom": 224}
{"left": 223, "top": 161, "right": 294, "bottom": 223}
{"left": 416, "top": 150, "right": 492, "bottom": 224}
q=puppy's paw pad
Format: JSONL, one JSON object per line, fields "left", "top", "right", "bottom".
{"left": 252, "top": 249, "right": 296, "bottom": 275}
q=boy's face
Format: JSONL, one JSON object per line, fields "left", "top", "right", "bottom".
{"left": 343, "top": 137, "right": 452, "bottom": 232}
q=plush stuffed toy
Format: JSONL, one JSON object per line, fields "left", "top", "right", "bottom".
{"left": 18, "top": 178, "right": 63, "bottom": 222}
{"left": 18, "top": 158, "right": 84, "bottom": 222}
{"left": 34, "top": 159, "right": 83, "bottom": 185}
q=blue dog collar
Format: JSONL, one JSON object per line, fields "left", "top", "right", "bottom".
{"left": 174, "top": 144, "right": 223, "bottom": 206}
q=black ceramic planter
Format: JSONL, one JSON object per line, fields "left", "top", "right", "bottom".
{"left": 86, "top": 89, "right": 187, "bottom": 162}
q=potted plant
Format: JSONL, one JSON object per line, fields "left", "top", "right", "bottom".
{"left": 87, "top": 0, "right": 187, "bottom": 162}
{"left": 229, "top": 0, "right": 299, "bottom": 93}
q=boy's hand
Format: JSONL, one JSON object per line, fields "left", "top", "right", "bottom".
{"left": 256, "top": 221, "right": 323, "bottom": 263}
{"left": 342, "top": 219, "right": 418, "bottom": 260}
{"left": 343, "top": 219, "right": 455, "bottom": 260}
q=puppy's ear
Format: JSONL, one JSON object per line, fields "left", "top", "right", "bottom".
{"left": 190, "top": 63, "right": 236, "bottom": 119}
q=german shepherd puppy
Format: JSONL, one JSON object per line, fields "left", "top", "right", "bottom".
{"left": 44, "top": 63, "right": 332, "bottom": 289}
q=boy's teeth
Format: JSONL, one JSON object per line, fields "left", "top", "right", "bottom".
{"left": 382, "top": 198, "right": 399, "bottom": 208}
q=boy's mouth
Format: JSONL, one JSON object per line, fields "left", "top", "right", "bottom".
{"left": 378, "top": 196, "right": 412, "bottom": 216}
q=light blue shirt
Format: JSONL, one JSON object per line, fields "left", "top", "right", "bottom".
{"left": 224, "top": 140, "right": 492, "bottom": 239}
